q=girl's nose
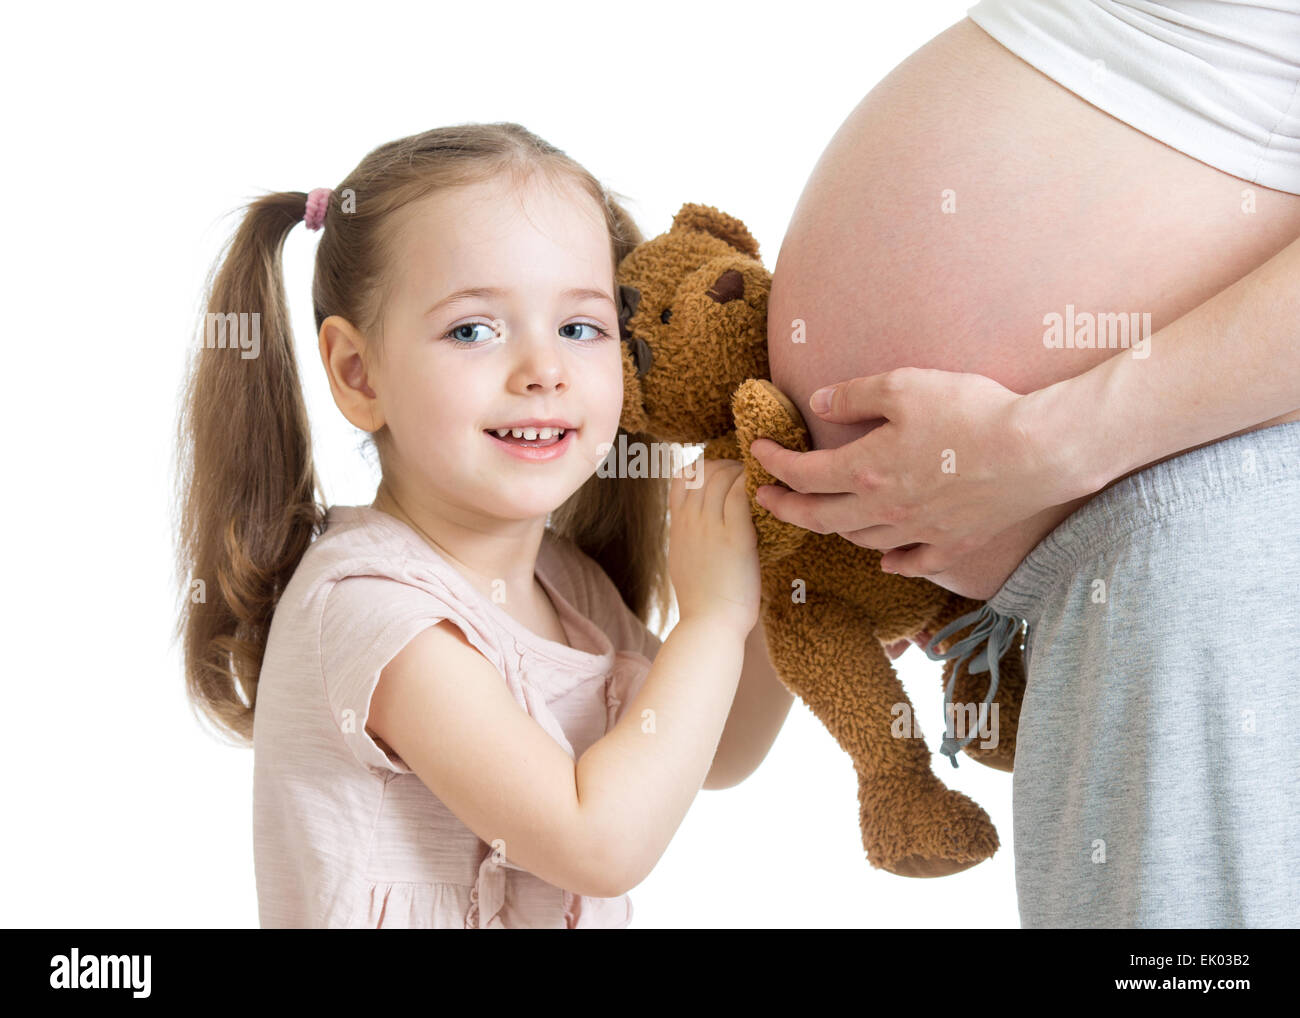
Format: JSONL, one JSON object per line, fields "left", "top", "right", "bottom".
{"left": 511, "top": 329, "right": 568, "bottom": 392}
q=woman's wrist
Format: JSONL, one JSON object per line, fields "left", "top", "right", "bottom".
{"left": 1015, "top": 233, "right": 1300, "bottom": 504}
{"left": 1011, "top": 364, "right": 1134, "bottom": 506}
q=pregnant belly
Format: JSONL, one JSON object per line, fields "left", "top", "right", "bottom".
{"left": 768, "top": 16, "right": 1300, "bottom": 600}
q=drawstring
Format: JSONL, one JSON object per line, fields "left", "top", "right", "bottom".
{"left": 919, "top": 604, "right": 1022, "bottom": 768}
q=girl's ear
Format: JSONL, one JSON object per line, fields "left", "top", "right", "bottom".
{"left": 319, "top": 316, "right": 382, "bottom": 431}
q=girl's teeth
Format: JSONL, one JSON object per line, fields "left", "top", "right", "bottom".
{"left": 492, "top": 427, "right": 565, "bottom": 440}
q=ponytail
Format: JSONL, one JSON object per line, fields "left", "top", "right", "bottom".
{"left": 173, "top": 191, "right": 326, "bottom": 745}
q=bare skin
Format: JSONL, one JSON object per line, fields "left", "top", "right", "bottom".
{"left": 372, "top": 481, "right": 573, "bottom": 647}
{"left": 768, "top": 17, "right": 1300, "bottom": 601}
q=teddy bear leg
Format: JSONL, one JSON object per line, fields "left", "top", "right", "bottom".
{"left": 928, "top": 594, "right": 1027, "bottom": 772}
{"left": 762, "top": 591, "right": 1001, "bottom": 877}
{"left": 937, "top": 645, "right": 1025, "bottom": 772}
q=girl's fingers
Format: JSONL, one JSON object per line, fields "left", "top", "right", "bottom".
{"left": 725, "top": 469, "right": 750, "bottom": 524}
{"left": 703, "top": 460, "right": 743, "bottom": 516}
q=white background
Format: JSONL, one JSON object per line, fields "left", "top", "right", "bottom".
{"left": 2, "top": 0, "right": 1019, "bottom": 928}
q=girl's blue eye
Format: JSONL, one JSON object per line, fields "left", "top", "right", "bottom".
{"left": 445, "top": 322, "right": 498, "bottom": 345}
{"left": 443, "top": 321, "right": 613, "bottom": 346}
{"left": 559, "top": 322, "right": 612, "bottom": 342}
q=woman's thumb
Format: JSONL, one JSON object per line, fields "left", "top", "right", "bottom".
{"left": 809, "top": 384, "right": 837, "bottom": 415}
{"left": 810, "top": 374, "right": 891, "bottom": 422}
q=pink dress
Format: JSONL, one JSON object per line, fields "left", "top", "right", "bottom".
{"left": 253, "top": 504, "right": 662, "bottom": 928}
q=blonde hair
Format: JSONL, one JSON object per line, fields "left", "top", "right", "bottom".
{"left": 174, "top": 122, "right": 671, "bottom": 746}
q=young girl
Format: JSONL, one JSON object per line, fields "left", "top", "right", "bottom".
{"left": 174, "top": 123, "right": 789, "bottom": 928}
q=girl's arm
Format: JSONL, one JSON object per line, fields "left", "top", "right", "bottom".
{"left": 369, "top": 610, "right": 749, "bottom": 900}
{"left": 1025, "top": 230, "right": 1300, "bottom": 498}
{"left": 701, "top": 619, "right": 792, "bottom": 790}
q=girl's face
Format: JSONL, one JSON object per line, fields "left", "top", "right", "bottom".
{"left": 370, "top": 173, "right": 624, "bottom": 522}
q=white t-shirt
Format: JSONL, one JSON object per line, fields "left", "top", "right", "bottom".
{"left": 967, "top": 0, "right": 1300, "bottom": 194}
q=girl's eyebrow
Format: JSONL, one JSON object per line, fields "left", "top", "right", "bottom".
{"left": 425, "top": 286, "right": 614, "bottom": 317}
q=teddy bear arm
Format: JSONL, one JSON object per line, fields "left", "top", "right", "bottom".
{"left": 731, "top": 379, "right": 813, "bottom": 563}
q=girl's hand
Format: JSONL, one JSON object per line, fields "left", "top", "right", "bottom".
{"left": 750, "top": 367, "right": 1090, "bottom": 578}
{"left": 668, "top": 458, "right": 761, "bottom": 635}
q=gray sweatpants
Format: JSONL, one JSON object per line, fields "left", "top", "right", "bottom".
{"left": 984, "top": 419, "right": 1300, "bottom": 928}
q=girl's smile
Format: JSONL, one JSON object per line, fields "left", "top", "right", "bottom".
{"left": 484, "top": 424, "right": 577, "bottom": 461}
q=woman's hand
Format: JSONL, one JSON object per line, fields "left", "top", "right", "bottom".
{"left": 750, "top": 367, "right": 1092, "bottom": 578}
{"left": 884, "top": 631, "right": 932, "bottom": 660}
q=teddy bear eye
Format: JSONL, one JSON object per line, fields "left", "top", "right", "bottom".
{"left": 660, "top": 308, "right": 673, "bottom": 324}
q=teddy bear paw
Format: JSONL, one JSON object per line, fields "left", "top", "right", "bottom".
{"left": 861, "top": 781, "right": 1000, "bottom": 878}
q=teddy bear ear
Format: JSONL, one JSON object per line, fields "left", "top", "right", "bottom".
{"left": 670, "top": 203, "right": 760, "bottom": 259}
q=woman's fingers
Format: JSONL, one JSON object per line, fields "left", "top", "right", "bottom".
{"left": 881, "top": 543, "right": 954, "bottom": 577}
{"left": 757, "top": 485, "right": 912, "bottom": 540}
{"left": 810, "top": 371, "right": 908, "bottom": 423}
{"left": 749, "top": 438, "right": 866, "bottom": 495}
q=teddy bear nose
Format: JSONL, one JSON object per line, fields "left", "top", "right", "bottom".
{"left": 705, "top": 269, "right": 745, "bottom": 304}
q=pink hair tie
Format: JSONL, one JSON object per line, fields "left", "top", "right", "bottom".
{"left": 303, "top": 188, "right": 332, "bottom": 231}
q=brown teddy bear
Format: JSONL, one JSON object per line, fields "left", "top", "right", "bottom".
{"left": 614, "top": 203, "right": 1029, "bottom": 877}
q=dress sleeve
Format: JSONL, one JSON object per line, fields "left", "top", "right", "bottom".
{"left": 319, "top": 573, "right": 500, "bottom": 777}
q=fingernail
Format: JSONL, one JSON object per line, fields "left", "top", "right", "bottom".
{"left": 810, "top": 386, "right": 834, "bottom": 413}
